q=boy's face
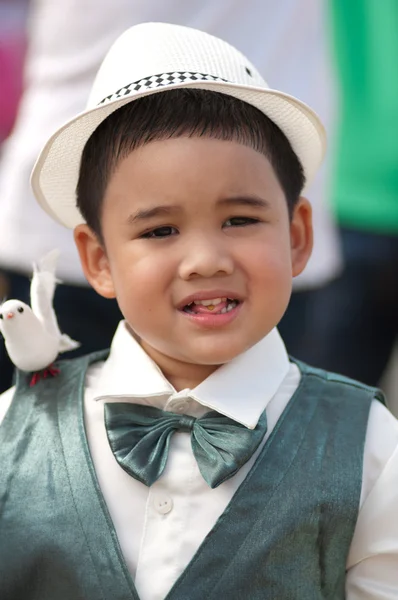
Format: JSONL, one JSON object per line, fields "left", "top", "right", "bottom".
{"left": 75, "top": 136, "right": 312, "bottom": 374}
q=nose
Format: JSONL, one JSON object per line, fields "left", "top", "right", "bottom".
{"left": 178, "top": 235, "right": 234, "bottom": 280}
{"left": 6, "top": 312, "right": 14, "bottom": 320}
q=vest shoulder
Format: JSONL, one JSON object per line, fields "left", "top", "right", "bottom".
{"left": 58, "top": 349, "right": 110, "bottom": 369}
{"left": 292, "top": 358, "right": 386, "bottom": 406}
{"left": 14, "top": 349, "right": 110, "bottom": 393}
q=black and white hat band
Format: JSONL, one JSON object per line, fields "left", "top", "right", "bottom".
{"left": 98, "top": 71, "right": 230, "bottom": 106}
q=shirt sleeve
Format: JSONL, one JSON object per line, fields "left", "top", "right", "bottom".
{"left": 346, "top": 399, "right": 398, "bottom": 598}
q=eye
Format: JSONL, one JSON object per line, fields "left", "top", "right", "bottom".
{"left": 18, "top": 307, "right": 24, "bottom": 313}
{"left": 141, "top": 226, "right": 178, "bottom": 239}
{"left": 0, "top": 314, "right": 3, "bottom": 320}
{"left": 224, "top": 217, "right": 260, "bottom": 227}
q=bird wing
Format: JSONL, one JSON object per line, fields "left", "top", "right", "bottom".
{"left": 30, "top": 249, "right": 61, "bottom": 338}
{"left": 30, "top": 250, "right": 81, "bottom": 354}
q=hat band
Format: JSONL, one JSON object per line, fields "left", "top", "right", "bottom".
{"left": 98, "top": 71, "right": 230, "bottom": 106}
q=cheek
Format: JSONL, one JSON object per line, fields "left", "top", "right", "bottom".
{"left": 242, "top": 233, "right": 292, "bottom": 286}
{"left": 244, "top": 240, "right": 292, "bottom": 327}
{"left": 110, "top": 250, "right": 174, "bottom": 317}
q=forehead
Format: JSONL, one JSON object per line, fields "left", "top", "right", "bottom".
{"left": 104, "top": 136, "right": 284, "bottom": 211}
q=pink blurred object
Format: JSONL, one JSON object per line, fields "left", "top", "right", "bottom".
{"left": 0, "top": 33, "right": 27, "bottom": 141}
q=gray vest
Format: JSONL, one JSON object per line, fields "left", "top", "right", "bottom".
{"left": 0, "top": 352, "right": 383, "bottom": 600}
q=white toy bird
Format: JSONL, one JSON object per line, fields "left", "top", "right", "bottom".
{"left": 0, "top": 250, "right": 79, "bottom": 383}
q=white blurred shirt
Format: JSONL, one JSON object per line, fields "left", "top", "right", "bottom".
{"left": 1, "top": 322, "right": 398, "bottom": 599}
{"left": 0, "top": 0, "right": 340, "bottom": 286}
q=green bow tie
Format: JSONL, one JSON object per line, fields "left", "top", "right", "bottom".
{"left": 104, "top": 403, "right": 267, "bottom": 488}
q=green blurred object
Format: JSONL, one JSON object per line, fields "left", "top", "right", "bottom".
{"left": 329, "top": 0, "right": 398, "bottom": 234}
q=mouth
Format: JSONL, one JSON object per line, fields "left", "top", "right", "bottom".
{"left": 182, "top": 297, "right": 240, "bottom": 315}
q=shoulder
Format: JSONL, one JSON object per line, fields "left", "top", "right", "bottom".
{"left": 0, "top": 350, "right": 108, "bottom": 426}
{"left": 294, "top": 359, "right": 385, "bottom": 406}
{"left": 294, "top": 360, "right": 398, "bottom": 506}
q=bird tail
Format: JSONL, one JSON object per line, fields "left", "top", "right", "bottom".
{"left": 59, "top": 334, "right": 81, "bottom": 354}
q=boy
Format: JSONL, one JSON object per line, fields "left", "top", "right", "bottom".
{"left": 1, "top": 22, "right": 398, "bottom": 600}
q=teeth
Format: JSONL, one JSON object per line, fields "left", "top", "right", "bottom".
{"left": 183, "top": 298, "right": 239, "bottom": 314}
{"left": 193, "top": 298, "right": 225, "bottom": 306}
{"left": 221, "top": 300, "right": 238, "bottom": 314}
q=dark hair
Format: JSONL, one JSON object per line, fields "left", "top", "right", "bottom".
{"left": 77, "top": 89, "right": 305, "bottom": 239}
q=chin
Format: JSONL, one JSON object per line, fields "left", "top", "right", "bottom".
{"left": 186, "top": 343, "right": 247, "bottom": 366}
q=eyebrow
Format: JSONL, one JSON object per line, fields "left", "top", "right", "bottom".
{"left": 217, "top": 195, "right": 271, "bottom": 210}
{"left": 127, "top": 205, "right": 182, "bottom": 224}
{"left": 126, "top": 195, "right": 270, "bottom": 224}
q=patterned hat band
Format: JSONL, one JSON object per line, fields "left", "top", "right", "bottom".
{"left": 98, "top": 71, "right": 230, "bottom": 106}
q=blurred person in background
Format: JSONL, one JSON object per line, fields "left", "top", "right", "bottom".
{"left": 0, "top": 0, "right": 28, "bottom": 144}
{"left": 0, "top": 0, "right": 339, "bottom": 392}
{"left": 289, "top": 0, "right": 398, "bottom": 388}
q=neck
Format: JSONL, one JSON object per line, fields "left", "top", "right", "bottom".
{"left": 140, "top": 340, "right": 220, "bottom": 391}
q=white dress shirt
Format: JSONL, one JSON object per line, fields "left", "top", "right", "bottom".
{"left": 1, "top": 322, "right": 398, "bottom": 600}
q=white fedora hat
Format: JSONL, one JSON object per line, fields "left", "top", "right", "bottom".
{"left": 31, "top": 22, "right": 326, "bottom": 229}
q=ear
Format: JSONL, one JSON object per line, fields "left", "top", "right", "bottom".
{"left": 74, "top": 224, "right": 116, "bottom": 298}
{"left": 289, "top": 197, "right": 313, "bottom": 277}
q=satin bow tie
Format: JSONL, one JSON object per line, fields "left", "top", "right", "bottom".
{"left": 104, "top": 403, "right": 267, "bottom": 488}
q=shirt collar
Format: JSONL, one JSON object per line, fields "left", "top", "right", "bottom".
{"left": 93, "top": 321, "right": 290, "bottom": 429}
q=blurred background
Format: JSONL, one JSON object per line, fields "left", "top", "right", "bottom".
{"left": 0, "top": 0, "right": 397, "bottom": 413}
{"left": 0, "top": 0, "right": 27, "bottom": 143}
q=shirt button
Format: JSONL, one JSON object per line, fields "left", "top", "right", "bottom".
{"left": 171, "top": 399, "right": 188, "bottom": 413}
{"left": 153, "top": 494, "right": 173, "bottom": 515}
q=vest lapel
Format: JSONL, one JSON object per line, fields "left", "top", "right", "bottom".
{"left": 56, "top": 352, "right": 140, "bottom": 600}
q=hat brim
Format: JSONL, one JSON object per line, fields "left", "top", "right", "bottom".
{"left": 31, "top": 80, "right": 326, "bottom": 229}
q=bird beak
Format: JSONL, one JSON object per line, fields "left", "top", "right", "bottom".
{"left": 6, "top": 312, "right": 14, "bottom": 320}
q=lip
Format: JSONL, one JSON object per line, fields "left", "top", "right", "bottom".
{"left": 180, "top": 301, "right": 242, "bottom": 328}
{"left": 176, "top": 290, "right": 244, "bottom": 310}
